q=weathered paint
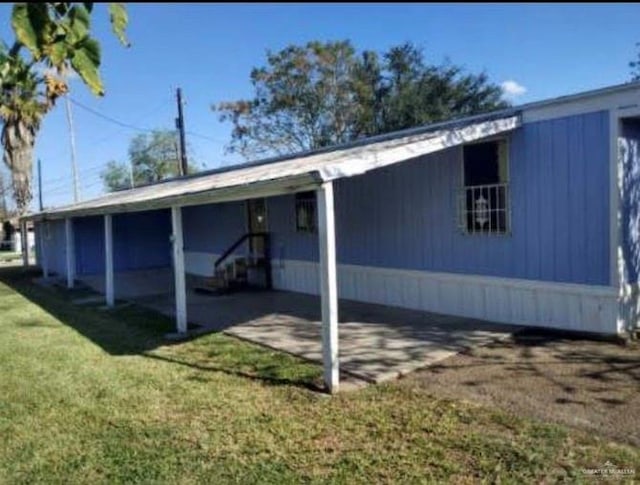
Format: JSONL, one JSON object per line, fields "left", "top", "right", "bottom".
{"left": 267, "top": 110, "right": 610, "bottom": 286}
{"left": 620, "top": 117, "right": 640, "bottom": 284}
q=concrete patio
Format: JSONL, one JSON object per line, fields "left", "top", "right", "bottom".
{"left": 79, "top": 269, "right": 517, "bottom": 383}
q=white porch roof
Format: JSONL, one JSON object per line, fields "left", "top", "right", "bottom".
{"left": 29, "top": 112, "right": 520, "bottom": 221}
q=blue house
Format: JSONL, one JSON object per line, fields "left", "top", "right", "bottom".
{"left": 25, "top": 81, "right": 640, "bottom": 392}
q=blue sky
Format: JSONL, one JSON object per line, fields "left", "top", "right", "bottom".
{"left": 1, "top": 3, "right": 639, "bottom": 209}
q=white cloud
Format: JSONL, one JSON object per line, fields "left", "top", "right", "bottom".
{"left": 501, "top": 80, "right": 527, "bottom": 98}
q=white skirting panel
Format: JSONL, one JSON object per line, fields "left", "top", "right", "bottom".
{"left": 618, "top": 283, "right": 640, "bottom": 334}
{"left": 272, "top": 259, "right": 620, "bottom": 335}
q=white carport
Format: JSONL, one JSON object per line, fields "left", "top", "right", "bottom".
{"left": 24, "top": 113, "right": 520, "bottom": 393}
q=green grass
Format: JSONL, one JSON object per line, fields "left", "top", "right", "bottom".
{"left": 0, "top": 267, "right": 638, "bottom": 483}
{"left": 0, "top": 252, "right": 21, "bottom": 262}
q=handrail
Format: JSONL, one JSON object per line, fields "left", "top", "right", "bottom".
{"left": 214, "top": 232, "right": 269, "bottom": 271}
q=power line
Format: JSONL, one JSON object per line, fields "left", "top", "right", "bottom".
{"left": 70, "top": 95, "right": 228, "bottom": 146}
{"left": 185, "top": 130, "right": 226, "bottom": 144}
{"left": 41, "top": 163, "right": 110, "bottom": 189}
{"left": 41, "top": 132, "right": 182, "bottom": 191}
{"left": 68, "top": 97, "right": 158, "bottom": 133}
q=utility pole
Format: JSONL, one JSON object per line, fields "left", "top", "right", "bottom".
{"left": 37, "top": 158, "right": 43, "bottom": 211}
{"left": 175, "top": 87, "right": 188, "bottom": 176}
{"left": 64, "top": 95, "right": 80, "bottom": 203}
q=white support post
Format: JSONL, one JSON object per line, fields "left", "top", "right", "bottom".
{"left": 39, "top": 224, "right": 49, "bottom": 278}
{"left": 65, "top": 218, "right": 75, "bottom": 289}
{"left": 171, "top": 206, "right": 187, "bottom": 333}
{"left": 104, "top": 214, "right": 114, "bottom": 307}
{"left": 317, "top": 182, "right": 339, "bottom": 393}
{"left": 20, "top": 221, "right": 28, "bottom": 268}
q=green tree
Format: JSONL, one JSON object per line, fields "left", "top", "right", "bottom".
{"left": 100, "top": 159, "right": 130, "bottom": 192}
{"left": 215, "top": 41, "right": 509, "bottom": 160}
{"left": 216, "top": 41, "right": 360, "bottom": 159}
{"left": 100, "top": 130, "right": 199, "bottom": 192}
{"left": 1, "top": 3, "right": 129, "bottom": 214}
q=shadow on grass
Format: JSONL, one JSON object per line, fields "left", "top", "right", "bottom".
{"left": 0, "top": 266, "right": 323, "bottom": 392}
{"left": 143, "top": 352, "right": 324, "bottom": 392}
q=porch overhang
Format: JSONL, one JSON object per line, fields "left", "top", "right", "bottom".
{"left": 25, "top": 113, "right": 520, "bottom": 222}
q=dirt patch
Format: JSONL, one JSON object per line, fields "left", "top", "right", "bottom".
{"left": 405, "top": 329, "right": 640, "bottom": 446}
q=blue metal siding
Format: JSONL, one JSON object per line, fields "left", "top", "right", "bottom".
{"left": 73, "top": 210, "right": 172, "bottom": 274}
{"left": 183, "top": 201, "right": 246, "bottom": 253}
{"left": 267, "top": 194, "right": 319, "bottom": 262}
{"left": 43, "top": 219, "right": 67, "bottom": 276}
{"left": 620, "top": 118, "right": 640, "bottom": 284}
{"left": 49, "top": 110, "right": 610, "bottom": 287}
{"left": 264, "top": 110, "right": 609, "bottom": 285}
{"left": 112, "top": 210, "right": 172, "bottom": 271}
{"left": 75, "top": 216, "right": 104, "bottom": 275}
{"left": 33, "top": 221, "right": 42, "bottom": 267}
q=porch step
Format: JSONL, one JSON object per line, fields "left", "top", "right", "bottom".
{"left": 201, "top": 275, "right": 227, "bottom": 289}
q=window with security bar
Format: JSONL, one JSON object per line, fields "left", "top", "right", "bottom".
{"left": 458, "top": 139, "right": 510, "bottom": 234}
{"left": 295, "top": 191, "right": 317, "bottom": 233}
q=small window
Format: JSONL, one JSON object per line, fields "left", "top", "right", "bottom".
{"left": 458, "top": 139, "right": 510, "bottom": 234}
{"left": 295, "top": 191, "right": 317, "bottom": 233}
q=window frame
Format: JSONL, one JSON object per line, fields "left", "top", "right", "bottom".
{"left": 458, "top": 137, "right": 512, "bottom": 236}
{"left": 294, "top": 190, "right": 317, "bottom": 234}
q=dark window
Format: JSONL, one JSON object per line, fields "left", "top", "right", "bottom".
{"left": 459, "top": 140, "right": 510, "bottom": 234}
{"left": 295, "top": 191, "right": 317, "bottom": 233}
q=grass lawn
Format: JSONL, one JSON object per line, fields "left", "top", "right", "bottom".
{"left": 0, "top": 252, "right": 21, "bottom": 262}
{"left": 0, "top": 267, "right": 638, "bottom": 483}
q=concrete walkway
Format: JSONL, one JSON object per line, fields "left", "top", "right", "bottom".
{"left": 80, "top": 269, "right": 516, "bottom": 383}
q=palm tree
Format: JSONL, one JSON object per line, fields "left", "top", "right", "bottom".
{"left": 0, "top": 43, "right": 66, "bottom": 215}
{"left": 0, "top": 3, "right": 129, "bottom": 215}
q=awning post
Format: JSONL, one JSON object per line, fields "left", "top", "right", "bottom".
{"left": 171, "top": 206, "right": 187, "bottom": 333}
{"left": 39, "top": 223, "right": 49, "bottom": 278}
{"left": 317, "top": 182, "right": 339, "bottom": 393}
{"left": 104, "top": 214, "right": 114, "bottom": 307}
{"left": 65, "top": 218, "right": 75, "bottom": 288}
{"left": 20, "top": 221, "right": 29, "bottom": 267}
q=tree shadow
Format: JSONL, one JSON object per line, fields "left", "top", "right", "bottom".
{"left": 410, "top": 327, "right": 640, "bottom": 445}
{"left": 0, "top": 267, "right": 325, "bottom": 392}
{"left": 143, "top": 352, "right": 325, "bottom": 392}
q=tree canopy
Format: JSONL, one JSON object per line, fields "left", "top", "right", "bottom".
{"left": 100, "top": 130, "right": 199, "bottom": 192}
{"left": 630, "top": 42, "right": 640, "bottom": 81}
{"left": 214, "top": 40, "right": 509, "bottom": 160}
{"left": 0, "top": 3, "right": 129, "bottom": 214}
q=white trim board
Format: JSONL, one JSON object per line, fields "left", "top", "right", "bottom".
{"left": 524, "top": 88, "right": 640, "bottom": 124}
{"left": 271, "top": 259, "right": 619, "bottom": 335}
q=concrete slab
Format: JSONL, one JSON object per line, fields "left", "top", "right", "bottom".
{"left": 79, "top": 269, "right": 516, "bottom": 383}
{"left": 72, "top": 295, "right": 106, "bottom": 305}
{"left": 80, "top": 268, "right": 174, "bottom": 299}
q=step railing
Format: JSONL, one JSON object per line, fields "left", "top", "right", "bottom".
{"left": 214, "top": 232, "right": 272, "bottom": 289}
